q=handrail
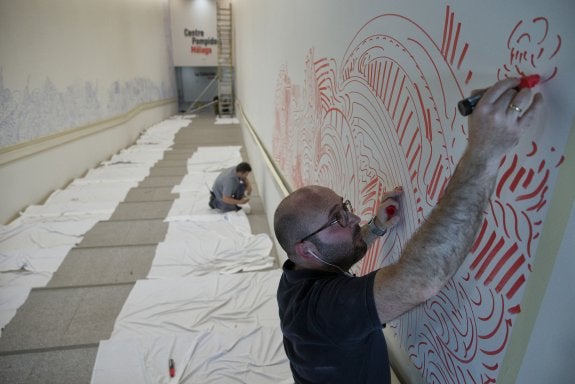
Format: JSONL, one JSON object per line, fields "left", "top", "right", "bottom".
{"left": 237, "top": 101, "right": 292, "bottom": 197}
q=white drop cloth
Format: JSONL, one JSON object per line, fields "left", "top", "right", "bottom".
{"left": 45, "top": 183, "right": 132, "bottom": 205}
{"left": 186, "top": 146, "right": 242, "bottom": 172}
{"left": 148, "top": 232, "right": 273, "bottom": 278}
{"left": 81, "top": 163, "right": 151, "bottom": 183}
{"left": 91, "top": 271, "right": 291, "bottom": 383}
{"left": 0, "top": 116, "right": 192, "bottom": 336}
{"left": 0, "top": 220, "right": 93, "bottom": 251}
{"left": 135, "top": 118, "right": 189, "bottom": 146}
{"left": 214, "top": 117, "right": 240, "bottom": 124}
{"left": 166, "top": 191, "right": 219, "bottom": 220}
{"left": 0, "top": 245, "right": 72, "bottom": 274}
{"left": 172, "top": 172, "right": 219, "bottom": 194}
{"left": 111, "top": 270, "right": 282, "bottom": 338}
{"left": 0, "top": 218, "right": 98, "bottom": 331}
{"left": 20, "top": 202, "right": 116, "bottom": 219}
{"left": 107, "top": 148, "right": 166, "bottom": 165}
{"left": 163, "top": 214, "right": 252, "bottom": 239}
{"left": 86, "top": 123, "right": 289, "bottom": 382}
{"left": 91, "top": 326, "right": 292, "bottom": 384}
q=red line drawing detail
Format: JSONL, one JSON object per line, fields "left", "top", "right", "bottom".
{"left": 272, "top": 6, "right": 563, "bottom": 383}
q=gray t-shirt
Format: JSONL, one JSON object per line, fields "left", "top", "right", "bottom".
{"left": 212, "top": 166, "right": 242, "bottom": 210}
{"left": 277, "top": 260, "right": 390, "bottom": 383}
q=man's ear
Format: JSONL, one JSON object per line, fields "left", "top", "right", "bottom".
{"left": 294, "top": 241, "right": 318, "bottom": 261}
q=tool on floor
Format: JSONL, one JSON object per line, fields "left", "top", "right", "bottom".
{"left": 169, "top": 358, "right": 175, "bottom": 378}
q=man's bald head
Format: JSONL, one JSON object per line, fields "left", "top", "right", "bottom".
{"left": 274, "top": 185, "right": 338, "bottom": 257}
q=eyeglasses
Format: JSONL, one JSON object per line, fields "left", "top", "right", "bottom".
{"left": 299, "top": 200, "right": 353, "bottom": 243}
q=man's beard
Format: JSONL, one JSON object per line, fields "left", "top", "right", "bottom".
{"left": 315, "top": 224, "right": 367, "bottom": 270}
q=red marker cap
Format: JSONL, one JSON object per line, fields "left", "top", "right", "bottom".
{"left": 385, "top": 206, "right": 396, "bottom": 217}
{"left": 169, "top": 359, "right": 175, "bottom": 378}
{"left": 519, "top": 74, "right": 540, "bottom": 89}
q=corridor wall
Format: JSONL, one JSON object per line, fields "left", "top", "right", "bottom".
{"left": 0, "top": 0, "right": 177, "bottom": 224}
{"left": 233, "top": 0, "right": 575, "bottom": 382}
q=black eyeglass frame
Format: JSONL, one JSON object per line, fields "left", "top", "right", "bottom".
{"left": 298, "top": 200, "right": 353, "bottom": 243}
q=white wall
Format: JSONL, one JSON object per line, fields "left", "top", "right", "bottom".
{"left": 0, "top": 0, "right": 177, "bottom": 223}
{"left": 170, "top": 0, "right": 219, "bottom": 66}
{"left": 237, "top": 104, "right": 290, "bottom": 265}
{"left": 515, "top": 203, "right": 575, "bottom": 383}
{"left": 233, "top": 0, "right": 575, "bottom": 382}
{"left": 506, "top": 119, "right": 575, "bottom": 383}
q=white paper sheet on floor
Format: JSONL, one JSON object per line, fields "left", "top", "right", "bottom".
{"left": 186, "top": 146, "right": 243, "bottom": 172}
{"left": 149, "top": 231, "right": 273, "bottom": 277}
{"left": 166, "top": 191, "right": 216, "bottom": 220}
{"left": 91, "top": 142, "right": 291, "bottom": 383}
{"left": 92, "top": 271, "right": 291, "bottom": 384}
{"left": 92, "top": 327, "right": 292, "bottom": 384}
{"left": 0, "top": 117, "right": 189, "bottom": 334}
{"left": 215, "top": 116, "right": 240, "bottom": 125}
{"left": 172, "top": 172, "right": 219, "bottom": 194}
{"left": 112, "top": 270, "right": 281, "bottom": 337}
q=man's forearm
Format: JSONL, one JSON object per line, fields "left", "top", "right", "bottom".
{"left": 398, "top": 149, "right": 499, "bottom": 297}
{"left": 373, "top": 78, "right": 543, "bottom": 322}
{"left": 222, "top": 195, "right": 245, "bottom": 205}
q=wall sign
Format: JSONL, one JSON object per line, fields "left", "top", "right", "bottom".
{"left": 184, "top": 28, "right": 217, "bottom": 56}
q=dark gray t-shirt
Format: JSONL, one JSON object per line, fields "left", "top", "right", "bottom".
{"left": 277, "top": 260, "right": 390, "bottom": 384}
{"left": 212, "top": 166, "right": 242, "bottom": 210}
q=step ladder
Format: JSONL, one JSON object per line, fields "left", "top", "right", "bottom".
{"left": 217, "top": 2, "right": 234, "bottom": 117}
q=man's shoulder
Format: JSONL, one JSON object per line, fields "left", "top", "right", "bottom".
{"left": 223, "top": 166, "right": 238, "bottom": 180}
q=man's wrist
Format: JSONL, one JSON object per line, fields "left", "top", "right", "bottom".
{"left": 368, "top": 216, "right": 387, "bottom": 236}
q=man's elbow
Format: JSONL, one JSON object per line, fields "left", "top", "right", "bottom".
{"left": 419, "top": 275, "right": 449, "bottom": 302}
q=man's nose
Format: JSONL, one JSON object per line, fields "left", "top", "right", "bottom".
{"left": 350, "top": 212, "right": 361, "bottom": 226}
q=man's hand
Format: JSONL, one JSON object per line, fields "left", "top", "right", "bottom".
{"left": 468, "top": 78, "right": 544, "bottom": 170}
{"left": 374, "top": 186, "right": 403, "bottom": 230}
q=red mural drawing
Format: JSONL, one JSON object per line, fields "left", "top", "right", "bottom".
{"left": 273, "top": 5, "right": 564, "bottom": 383}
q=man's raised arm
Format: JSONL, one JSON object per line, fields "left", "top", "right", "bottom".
{"left": 372, "top": 78, "right": 545, "bottom": 323}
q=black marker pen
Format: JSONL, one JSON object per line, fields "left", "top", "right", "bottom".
{"left": 457, "top": 74, "right": 541, "bottom": 116}
{"left": 457, "top": 93, "right": 484, "bottom": 116}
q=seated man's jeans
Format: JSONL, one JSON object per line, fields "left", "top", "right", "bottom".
{"left": 231, "top": 182, "right": 246, "bottom": 201}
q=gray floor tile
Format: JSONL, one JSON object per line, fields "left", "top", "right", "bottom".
{"left": 108, "top": 201, "right": 174, "bottom": 221}
{"left": 123, "top": 186, "right": 177, "bottom": 202}
{"left": 153, "top": 159, "right": 188, "bottom": 168}
{"left": 248, "top": 213, "right": 277, "bottom": 263}
{"left": 0, "top": 285, "right": 133, "bottom": 351}
{"left": 162, "top": 150, "right": 196, "bottom": 160}
{"left": 138, "top": 176, "right": 185, "bottom": 187}
{"left": 248, "top": 213, "right": 272, "bottom": 236}
{"left": 48, "top": 245, "right": 157, "bottom": 287}
{"left": 175, "top": 127, "right": 243, "bottom": 146}
{"left": 148, "top": 166, "right": 187, "bottom": 177}
{"left": 0, "top": 347, "right": 98, "bottom": 384}
{"left": 247, "top": 195, "right": 264, "bottom": 214}
{"left": 168, "top": 143, "right": 198, "bottom": 150}
{"left": 77, "top": 220, "right": 168, "bottom": 247}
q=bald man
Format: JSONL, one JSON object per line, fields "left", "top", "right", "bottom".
{"left": 274, "top": 78, "right": 544, "bottom": 383}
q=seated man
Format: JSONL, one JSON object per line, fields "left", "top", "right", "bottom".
{"left": 209, "top": 162, "right": 252, "bottom": 212}
{"left": 273, "top": 78, "right": 544, "bottom": 383}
